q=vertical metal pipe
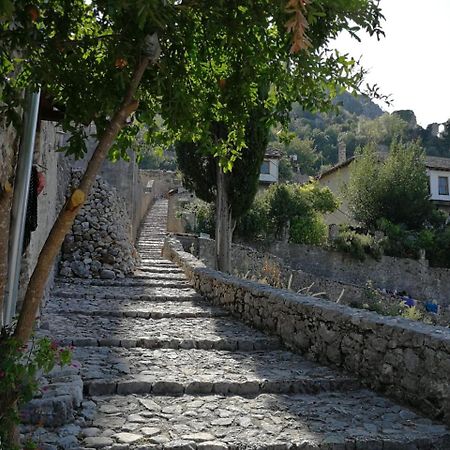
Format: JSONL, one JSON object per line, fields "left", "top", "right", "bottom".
{"left": 2, "top": 89, "right": 41, "bottom": 327}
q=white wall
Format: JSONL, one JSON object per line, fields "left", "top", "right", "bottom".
{"left": 259, "top": 158, "right": 279, "bottom": 183}
{"left": 427, "top": 168, "right": 450, "bottom": 202}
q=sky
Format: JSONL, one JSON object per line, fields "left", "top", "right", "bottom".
{"left": 333, "top": 0, "right": 450, "bottom": 128}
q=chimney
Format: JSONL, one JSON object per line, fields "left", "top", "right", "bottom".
{"left": 338, "top": 139, "right": 347, "bottom": 164}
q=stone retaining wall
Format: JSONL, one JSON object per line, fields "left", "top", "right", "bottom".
{"left": 249, "top": 240, "right": 450, "bottom": 306}
{"left": 163, "top": 236, "right": 450, "bottom": 426}
{"left": 180, "top": 236, "right": 391, "bottom": 306}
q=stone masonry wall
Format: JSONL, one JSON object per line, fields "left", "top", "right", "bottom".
{"left": 163, "top": 236, "right": 450, "bottom": 426}
{"left": 60, "top": 171, "right": 138, "bottom": 279}
{"left": 182, "top": 236, "right": 388, "bottom": 306}
{"left": 250, "top": 241, "right": 450, "bottom": 306}
{"left": 179, "top": 236, "right": 450, "bottom": 324}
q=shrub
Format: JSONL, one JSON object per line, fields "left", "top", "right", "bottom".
{"left": 428, "top": 227, "right": 450, "bottom": 268}
{"left": 236, "top": 181, "right": 338, "bottom": 245}
{"left": 289, "top": 213, "right": 328, "bottom": 245}
{"left": 333, "top": 226, "right": 383, "bottom": 261}
{"left": 377, "top": 218, "right": 450, "bottom": 267}
{"left": 193, "top": 202, "right": 215, "bottom": 236}
{"left": 181, "top": 200, "right": 215, "bottom": 236}
{"left": 236, "top": 195, "right": 269, "bottom": 241}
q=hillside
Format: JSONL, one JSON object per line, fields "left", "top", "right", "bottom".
{"left": 274, "top": 93, "right": 450, "bottom": 178}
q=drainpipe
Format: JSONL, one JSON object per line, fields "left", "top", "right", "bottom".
{"left": 2, "top": 89, "right": 41, "bottom": 327}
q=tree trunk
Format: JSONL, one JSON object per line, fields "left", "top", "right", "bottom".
{"left": 14, "top": 56, "right": 150, "bottom": 344}
{"left": 215, "top": 164, "right": 234, "bottom": 273}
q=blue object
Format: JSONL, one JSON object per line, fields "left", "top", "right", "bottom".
{"left": 403, "top": 297, "right": 416, "bottom": 308}
{"left": 425, "top": 302, "right": 439, "bottom": 314}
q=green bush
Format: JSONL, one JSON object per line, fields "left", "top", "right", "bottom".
{"left": 374, "top": 217, "right": 450, "bottom": 268}
{"left": 428, "top": 227, "right": 450, "bottom": 268}
{"left": 290, "top": 213, "right": 328, "bottom": 245}
{"left": 236, "top": 196, "right": 269, "bottom": 241}
{"left": 194, "top": 202, "right": 215, "bottom": 236}
{"left": 180, "top": 200, "right": 215, "bottom": 236}
{"left": 186, "top": 181, "right": 339, "bottom": 248}
{"left": 333, "top": 226, "right": 383, "bottom": 261}
{"left": 236, "top": 181, "right": 338, "bottom": 245}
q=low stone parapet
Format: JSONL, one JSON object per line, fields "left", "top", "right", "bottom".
{"left": 163, "top": 236, "right": 450, "bottom": 426}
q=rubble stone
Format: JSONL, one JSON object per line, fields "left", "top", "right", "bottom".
{"left": 60, "top": 171, "right": 137, "bottom": 279}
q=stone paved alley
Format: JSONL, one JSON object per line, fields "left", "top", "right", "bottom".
{"left": 25, "top": 200, "right": 450, "bottom": 449}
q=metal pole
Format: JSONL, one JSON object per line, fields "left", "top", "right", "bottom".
{"left": 2, "top": 89, "right": 41, "bottom": 327}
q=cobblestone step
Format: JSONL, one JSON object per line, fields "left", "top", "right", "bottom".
{"left": 138, "top": 244, "right": 165, "bottom": 247}
{"left": 139, "top": 258, "right": 178, "bottom": 266}
{"left": 74, "top": 347, "right": 359, "bottom": 397}
{"left": 139, "top": 252, "right": 166, "bottom": 258}
{"left": 52, "top": 285, "right": 201, "bottom": 301}
{"left": 135, "top": 266, "right": 184, "bottom": 274}
{"left": 45, "top": 297, "right": 228, "bottom": 319}
{"left": 73, "top": 393, "right": 449, "bottom": 449}
{"left": 55, "top": 278, "right": 191, "bottom": 289}
{"left": 131, "top": 272, "right": 187, "bottom": 281}
{"left": 39, "top": 315, "right": 282, "bottom": 351}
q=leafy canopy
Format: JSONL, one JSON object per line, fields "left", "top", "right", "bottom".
{"left": 346, "top": 141, "right": 433, "bottom": 230}
{"left": 1, "top": 0, "right": 384, "bottom": 165}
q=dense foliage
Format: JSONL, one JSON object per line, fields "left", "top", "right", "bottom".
{"left": 270, "top": 93, "right": 450, "bottom": 176}
{"left": 186, "top": 181, "right": 338, "bottom": 246}
{"left": 346, "top": 141, "right": 433, "bottom": 230}
{"left": 138, "top": 149, "right": 177, "bottom": 171}
{"left": 336, "top": 140, "right": 450, "bottom": 267}
{"left": 176, "top": 106, "right": 269, "bottom": 220}
{"left": 237, "top": 181, "right": 338, "bottom": 245}
{"left": 332, "top": 225, "right": 384, "bottom": 261}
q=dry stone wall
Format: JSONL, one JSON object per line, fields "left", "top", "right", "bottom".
{"left": 163, "top": 236, "right": 450, "bottom": 426}
{"left": 179, "top": 236, "right": 450, "bottom": 325}
{"left": 60, "top": 171, "right": 138, "bottom": 280}
{"left": 186, "top": 236, "right": 388, "bottom": 305}
{"left": 250, "top": 240, "right": 450, "bottom": 306}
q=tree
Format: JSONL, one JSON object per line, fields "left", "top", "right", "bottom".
{"left": 1, "top": 1, "right": 167, "bottom": 347}
{"left": 0, "top": 0, "right": 342, "bottom": 337}
{"left": 346, "top": 141, "right": 433, "bottom": 230}
{"left": 236, "top": 181, "right": 338, "bottom": 245}
{"left": 167, "top": 0, "right": 384, "bottom": 271}
{"left": 286, "top": 137, "right": 321, "bottom": 175}
{"left": 176, "top": 106, "right": 269, "bottom": 272}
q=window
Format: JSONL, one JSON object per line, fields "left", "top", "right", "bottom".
{"left": 260, "top": 161, "right": 270, "bottom": 174}
{"left": 438, "top": 176, "right": 449, "bottom": 195}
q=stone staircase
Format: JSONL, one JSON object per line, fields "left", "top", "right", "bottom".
{"left": 32, "top": 199, "right": 449, "bottom": 449}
